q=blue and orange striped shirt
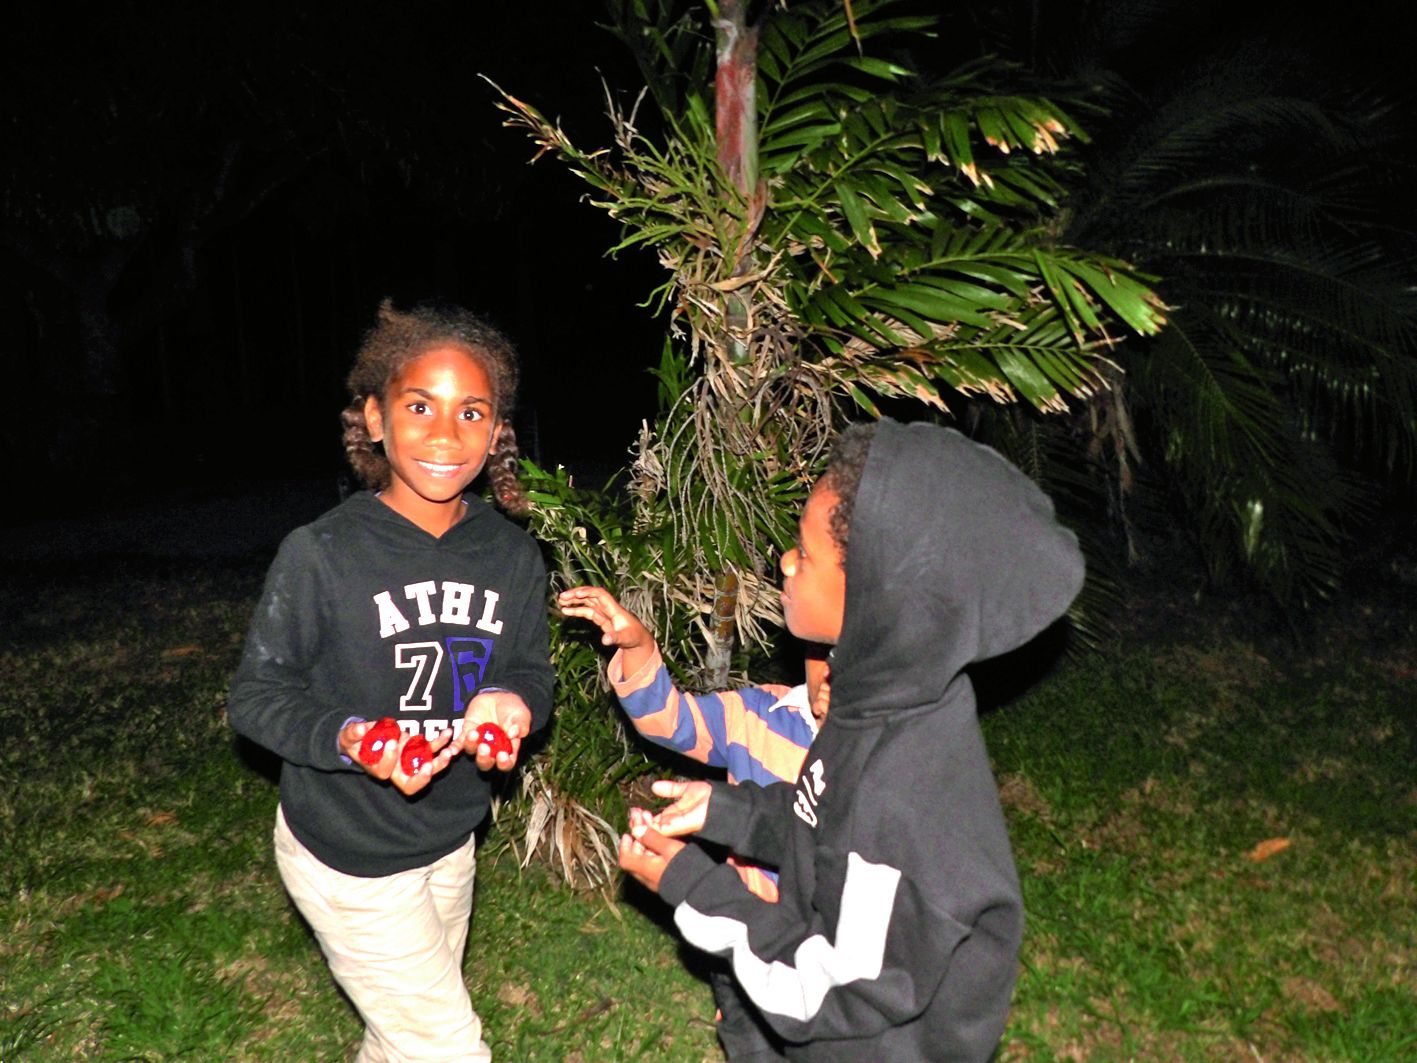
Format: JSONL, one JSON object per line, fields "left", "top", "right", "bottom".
{"left": 609, "top": 646, "right": 818, "bottom": 900}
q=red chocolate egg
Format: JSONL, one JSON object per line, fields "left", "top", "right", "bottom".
{"left": 400, "top": 734, "right": 433, "bottom": 775}
{"left": 358, "top": 717, "right": 402, "bottom": 765}
{"left": 475, "top": 721, "right": 513, "bottom": 760}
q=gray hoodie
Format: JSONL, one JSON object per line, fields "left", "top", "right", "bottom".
{"left": 658, "top": 419, "right": 1084, "bottom": 1061}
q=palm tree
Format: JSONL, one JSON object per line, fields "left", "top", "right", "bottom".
{"left": 1022, "top": 0, "right": 1417, "bottom": 605}
{"left": 488, "top": 0, "right": 1164, "bottom": 884}
{"left": 501, "top": 0, "right": 1163, "bottom": 669}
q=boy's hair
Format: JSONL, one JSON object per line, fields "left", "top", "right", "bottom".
{"left": 821, "top": 422, "right": 876, "bottom": 559}
{"left": 341, "top": 299, "right": 531, "bottom": 516}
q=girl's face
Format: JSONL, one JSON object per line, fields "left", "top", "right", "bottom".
{"left": 364, "top": 345, "right": 501, "bottom": 534}
{"left": 779, "top": 481, "right": 847, "bottom": 645}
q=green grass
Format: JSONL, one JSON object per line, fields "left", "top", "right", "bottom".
{"left": 987, "top": 634, "right": 1417, "bottom": 1063}
{"left": 1, "top": 557, "right": 1413, "bottom": 1061}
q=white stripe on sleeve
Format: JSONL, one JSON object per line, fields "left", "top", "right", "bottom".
{"left": 674, "top": 850, "right": 902, "bottom": 1022}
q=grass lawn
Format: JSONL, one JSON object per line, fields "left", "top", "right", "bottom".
{"left": 1, "top": 555, "right": 1413, "bottom": 1061}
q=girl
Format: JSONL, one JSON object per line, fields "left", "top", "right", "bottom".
{"left": 229, "top": 300, "right": 555, "bottom": 1062}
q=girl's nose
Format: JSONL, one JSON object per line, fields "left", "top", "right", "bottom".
{"left": 426, "top": 410, "right": 460, "bottom": 444}
{"left": 780, "top": 548, "right": 798, "bottom": 578}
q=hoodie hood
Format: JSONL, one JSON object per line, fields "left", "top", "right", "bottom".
{"left": 343, "top": 489, "right": 503, "bottom": 552}
{"left": 830, "top": 419, "right": 1084, "bottom": 719}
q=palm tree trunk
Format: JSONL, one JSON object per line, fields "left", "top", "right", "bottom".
{"left": 714, "top": 1, "right": 758, "bottom": 200}
{"left": 702, "top": 0, "right": 760, "bottom": 688}
{"left": 703, "top": 570, "right": 739, "bottom": 690}
{"left": 713, "top": 0, "right": 759, "bottom": 368}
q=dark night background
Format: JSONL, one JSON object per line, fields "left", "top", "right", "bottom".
{"left": 2, "top": 0, "right": 1414, "bottom": 554}
{"left": 1, "top": 0, "right": 671, "bottom": 532}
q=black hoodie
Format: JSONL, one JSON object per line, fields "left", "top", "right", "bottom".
{"left": 228, "top": 491, "right": 554, "bottom": 877}
{"left": 657, "top": 419, "right": 1084, "bottom": 1061}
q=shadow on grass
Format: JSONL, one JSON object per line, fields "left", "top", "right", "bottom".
{"left": 232, "top": 733, "right": 283, "bottom": 785}
{"left": 970, "top": 615, "right": 1074, "bottom": 716}
{"left": 618, "top": 873, "right": 720, "bottom": 989}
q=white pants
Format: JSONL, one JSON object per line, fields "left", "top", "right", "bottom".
{"left": 273, "top": 806, "right": 492, "bottom": 1062}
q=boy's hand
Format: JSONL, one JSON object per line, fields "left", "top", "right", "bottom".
{"left": 811, "top": 670, "right": 832, "bottom": 725}
{"left": 645, "top": 779, "right": 711, "bottom": 837}
{"left": 619, "top": 811, "right": 686, "bottom": 894}
{"left": 339, "top": 720, "right": 456, "bottom": 796}
{"left": 459, "top": 690, "right": 532, "bottom": 772}
{"left": 557, "top": 587, "right": 656, "bottom": 677}
{"left": 804, "top": 649, "right": 832, "bottom": 725}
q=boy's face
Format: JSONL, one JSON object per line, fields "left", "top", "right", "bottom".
{"left": 779, "top": 482, "right": 847, "bottom": 645}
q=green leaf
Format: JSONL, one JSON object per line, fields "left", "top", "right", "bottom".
{"left": 940, "top": 110, "right": 977, "bottom": 174}
{"left": 909, "top": 274, "right": 1014, "bottom": 312}
{"left": 836, "top": 183, "right": 881, "bottom": 257}
{"left": 993, "top": 346, "right": 1063, "bottom": 409}
{"left": 846, "top": 383, "right": 882, "bottom": 416}
{"left": 868, "top": 282, "right": 996, "bottom": 328}
{"left": 826, "top": 285, "right": 905, "bottom": 345}
{"left": 786, "top": 208, "right": 853, "bottom": 253}
{"left": 841, "top": 56, "right": 912, "bottom": 82}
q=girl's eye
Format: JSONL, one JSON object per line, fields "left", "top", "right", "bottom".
{"left": 461, "top": 408, "right": 484, "bottom": 422}
{"left": 409, "top": 401, "right": 429, "bottom": 415}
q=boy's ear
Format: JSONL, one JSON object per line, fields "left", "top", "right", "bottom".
{"left": 363, "top": 395, "right": 384, "bottom": 443}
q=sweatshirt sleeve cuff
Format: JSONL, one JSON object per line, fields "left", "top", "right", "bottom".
{"left": 336, "top": 716, "right": 365, "bottom": 765}
{"left": 658, "top": 842, "right": 718, "bottom": 907}
{"left": 699, "top": 781, "right": 749, "bottom": 847}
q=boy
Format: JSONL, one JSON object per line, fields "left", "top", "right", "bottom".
{"left": 557, "top": 583, "right": 829, "bottom": 1060}
{"left": 619, "top": 419, "right": 1085, "bottom": 1061}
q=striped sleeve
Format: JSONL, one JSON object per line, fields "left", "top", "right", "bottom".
{"left": 719, "top": 693, "right": 815, "bottom": 788}
{"left": 609, "top": 650, "right": 816, "bottom": 785}
{"left": 609, "top": 647, "right": 724, "bottom": 767}
{"left": 729, "top": 856, "right": 781, "bottom": 903}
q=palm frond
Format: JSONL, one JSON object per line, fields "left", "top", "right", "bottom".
{"left": 601, "top": 0, "right": 715, "bottom": 121}
{"left": 1063, "top": 35, "right": 1417, "bottom": 603}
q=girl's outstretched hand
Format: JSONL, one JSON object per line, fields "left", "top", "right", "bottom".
{"left": 647, "top": 779, "right": 711, "bottom": 837}
{"left": 339, "top": 720, "right": 456, "bottom": 797}
{"left": 619, "top": 810, "right": 686, "bottom": 894}
{"left": 460, "top": 690, "right": 533, "bottom": 772}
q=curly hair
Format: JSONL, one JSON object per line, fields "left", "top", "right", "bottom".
{"left": 821, "top": 422, "right": 876, "bottom": 560}
{"left": 340, "top": 299, "right": 531, "bottom": 517}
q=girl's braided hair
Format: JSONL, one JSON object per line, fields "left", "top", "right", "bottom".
{"left": 340, "top": 299, "right": 531, "bottom": 517}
